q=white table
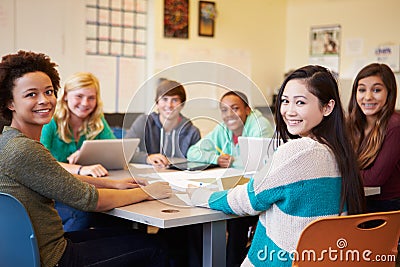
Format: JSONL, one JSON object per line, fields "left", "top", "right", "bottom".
{"left": 106, "top": 168, "right": 237, "bottom": 267}
{"left": 106, "top": 167, "right": 381, "bottom": 267}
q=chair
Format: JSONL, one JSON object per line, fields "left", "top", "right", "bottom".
{"left": 292, "top": 210, "right": 400, "bottom": 267}
{"left": 0, "top": 192, "right": 40, "bottom": 267}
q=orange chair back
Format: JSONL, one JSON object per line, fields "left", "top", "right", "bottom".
{"left": 292, "top": 210, "right": 400, "bottom": 267}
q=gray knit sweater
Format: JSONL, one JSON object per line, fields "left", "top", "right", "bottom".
{"left": 0, "top": 127, "right": 98, "bottom": 267}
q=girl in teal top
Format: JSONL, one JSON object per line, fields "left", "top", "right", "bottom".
{"left": 41, "top": 72, "right": 115, "bottom": 178}
{"left": 41, "top": 116, "right": 115, "bottom": 163}
{"left": 187, "top": 90, "right": 274, "bottom": 266}
{"left": 187, "top": 90, "right": 274, "bottom": 168}
{"left": 40, "top": 72, "right": 116, "bottom": 231}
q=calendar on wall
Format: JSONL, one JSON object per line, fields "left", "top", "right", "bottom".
{"left": 85, "top": 0, "right": 147, "bottom": 58}
{"left": 309, "top": 25, "right": 340, "bottom": 74}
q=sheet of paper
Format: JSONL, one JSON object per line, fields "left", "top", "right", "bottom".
{"left": 148, "top": 178, "right": 219, "bottom": 192}
{"left": 175, "top": 193, "right": 193, "bottom": 206}
{"left": 164, "top": 168, "right": 243, "bottom": 180}
{"left": 142, "top": 168, "right": 245, "bottom": 192}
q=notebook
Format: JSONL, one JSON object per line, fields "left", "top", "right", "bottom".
{"left": 76, "top": 138, "right": 139, "bottom": 170}
{"left": 238, "top": 137, "right": 279, "bottom": 173}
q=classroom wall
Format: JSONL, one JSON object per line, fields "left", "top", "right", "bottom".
{"left": 1, "top": 0, "right": 87, "bottom": 82}
{"left": 1, "top": 0, "right": 399, "bottom": 112}
{"left": 152, "top": 0, "right": 400, "bottom": 110}
{"left": 149, "top": 0, "right": 287, "bottom": 134}
{"left": 151, "top": 0, "right": 287, "bottom": 107}
{"left": 285, "top": 0, "right": 400, "bottom": 109}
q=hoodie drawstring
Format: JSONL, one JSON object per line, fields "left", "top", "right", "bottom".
{"left": 160, "top": 128, "right": 176, "bottom": 158}
{"left": 171, "top": 130, "right": 176, "bottom": 158}
{"left": 160, "top": 128, "right": 164, "bottom": 155}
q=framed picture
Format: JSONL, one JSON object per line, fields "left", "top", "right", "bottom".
{"left": 198, "top": 1, "right": 216, "bottom": 37}
{"left": 164, "top": 0, "right": 189, "bottom": 38}
{"left": 309, "top": 25, "right": 341, "bottom": 73}
{"left": 310, "top": 25, "right": 340, "bottom": 56}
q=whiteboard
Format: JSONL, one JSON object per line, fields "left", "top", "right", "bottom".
{"left": 85, "top": 55, "right": 146, "bottom": 113}
{"left": 85, "top": 55, "right": 118, "bottom": 113}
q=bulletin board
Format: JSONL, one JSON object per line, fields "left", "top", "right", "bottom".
{"left": 85, "top": 0, "right": 147, "bottom": 58}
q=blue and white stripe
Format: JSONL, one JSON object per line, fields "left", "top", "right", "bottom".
{"left": 193, "top": 137, "right": 344, "bottom": 266}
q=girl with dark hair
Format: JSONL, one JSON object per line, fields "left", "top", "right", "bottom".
{"left": 189, "top": 65, "right": 365, "bottom": 266}
{"left": 186, "top": 90, "right": 273, "bottom": 266}
{"left": 347, "top": 63, "right": 400, "bottom": 212}
{"left": 0, "top": 50, "right": 171, "bottom": 267}
{"left": 187, "top": 90, "right": 273, "bottom": 168}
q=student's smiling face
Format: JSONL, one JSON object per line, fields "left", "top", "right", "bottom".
{"left": 156, "top": 94, "right": 183, "bottom": 122}
{"left": 8, "top": 71, "right": 56, "bottom": 130}
{"left": 65, "top": 87, "right": 97, "bottom": 120}
{"left": 356, "top": 75, "right": 388, "bottom": 120}
{"left": 280, "top": 79, "right": 333, "bottom": 137}
{"left": 220, "top": 95, "right": 250, "bottom": 136}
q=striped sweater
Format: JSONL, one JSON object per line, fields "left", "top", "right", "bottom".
{"left": 191, "top": 137, "right": 344, "bottom": 266}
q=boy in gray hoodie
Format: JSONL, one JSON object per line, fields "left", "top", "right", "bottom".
{"left": 126, "top": 79, "right": 200, "bottom": 167}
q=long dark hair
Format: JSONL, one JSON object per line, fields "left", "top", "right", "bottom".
{"left": 274, "top": 65, "right": 365, "bottom": 215}
{"left": 347, "top": 63, "right": 397, "bottom": 169}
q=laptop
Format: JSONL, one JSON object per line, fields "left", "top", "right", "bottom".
{"left": 238, "top": 137, "right": 280, "bottom": 173}
{"left": 76, "top": 138, "right": 139, "bottom": 170}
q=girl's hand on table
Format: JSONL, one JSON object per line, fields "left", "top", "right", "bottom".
{"left": 217, "top": 154, "right": 233, "bottom": 168}
{"left": 133, "top": 177, "right": 149, "bottom": 186}
{"left": 67, "top": 150, "right": 81, "bottom": 164}
{"left": 146, "top": 154, "right": 169, "bottom": 168}
{"left": 80, "top": 164, "right": 109, "bottom": 177}
{"left": 143, "top": 182, "right": 172, "bottom": 200}
{"left": 112, "top": 177, "right": 141, "bottom": 189}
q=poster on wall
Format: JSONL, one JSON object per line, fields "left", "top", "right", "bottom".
{"left": 198, "top": 1, "right": 216, "bottom": 37}
{"left": 375, "top": 45, "right": 400, "bottom": 72}
{"left": 309, "top": 25, "right": 341, "bottom": 74}
{"left": 164, "top": 0, "right": 189, "bottom": 38}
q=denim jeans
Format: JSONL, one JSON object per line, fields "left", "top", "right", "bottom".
{"left": 57, "top": 228, "right": 168, "bottom": 267}
{"left": 55, "top": 202, "right": 92, "bottom": 232}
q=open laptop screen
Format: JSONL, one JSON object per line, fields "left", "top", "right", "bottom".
{"left": 76, "top": 138, "right": 139, "bottom": 170}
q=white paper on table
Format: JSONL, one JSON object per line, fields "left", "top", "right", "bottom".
{"left": 175, "top": 193, "right": 210, "bottom": 208}
{"left": 143, "top": 168, "right": 245, "bottom": 192}
{"left": 148, "top": 178, "right": 219, "bottom": 192}
{"left": 159, "top": 168, "right": 243, "bottom": 180}
{"left": 175, "top": 193, "right": 193, "bottom": 206}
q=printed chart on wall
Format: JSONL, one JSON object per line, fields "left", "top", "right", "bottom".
{"left": 309, "top": 25, "right": 341, "bottom": 74}
{"left": 85, "top": 0, "right": 147, "bottom": 113}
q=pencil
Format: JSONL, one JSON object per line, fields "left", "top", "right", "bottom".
{"left": 215, "top": 146, "right": 225, "bottom": 155}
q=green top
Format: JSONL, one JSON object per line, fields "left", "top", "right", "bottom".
{"left": 40, "top": 117, "right": 116, "bottom": 162}
{"left": 187, "top": 109, "right": 274, "bottom": 168}
{"left": 0, "top": 127, "right": 99, "bottom": 267}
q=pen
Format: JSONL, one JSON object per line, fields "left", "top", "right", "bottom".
{"left": 215, "top": 146, "right": 225, "bottom": 155}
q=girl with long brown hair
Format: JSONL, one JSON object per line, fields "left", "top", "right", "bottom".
{"left": 347, "top": 63, "right": 400, "bottom": 212}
